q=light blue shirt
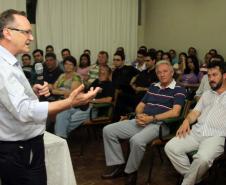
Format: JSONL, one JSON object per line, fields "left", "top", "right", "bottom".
{"left": 0, "top": 45, "right": 48, "bottom": 141}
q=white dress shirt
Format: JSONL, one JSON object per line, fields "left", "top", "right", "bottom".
{"left": 0, "top": 45, "right": 48, "bottom": 141}
{"left": 193, "top": 89, "right": 226, "bottom": 136}
{"left": 135, "top": 63, "right": 146, "bottom": 71}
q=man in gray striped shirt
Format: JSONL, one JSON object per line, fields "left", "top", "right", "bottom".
{"left": 165, "top": 60, "right": 226, "bottom": 185}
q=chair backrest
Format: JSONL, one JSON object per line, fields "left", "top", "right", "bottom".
{"left": 163, "top": 99, "right": 192, "bottom": 125}
{"left": 87, "top": 89, "right": 120, "bottom": 124}
{"left": 107, "top": 89, "right": 121, "bottom": 119}
{"left": 180, "top": 99, "right": 192, "bottom": 119}
{"left": 160, "top": 99, "right": 192, "bottom": 139}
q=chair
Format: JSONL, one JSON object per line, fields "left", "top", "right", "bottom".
{"left": 79, "top": 89, "right": 120, "bottom": 155}
{"left": 146, "top": 99, "right": 192, "bottom": 185}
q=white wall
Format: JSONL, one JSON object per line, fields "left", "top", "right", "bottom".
{"left": 0, "top": 0, "right": 26, "bottom": 13}
{"left": 142, "top": 0, "right": 226, "bottom": 62}
{"left": 137, "top": 0, "right": 146, "bottom": 47}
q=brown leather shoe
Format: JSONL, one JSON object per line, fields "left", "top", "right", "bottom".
{"left": 101, "top": 164, "right": 125, "bottom": 179}
{"left": 125, "top": 171, "right": 137, "bottom": 185}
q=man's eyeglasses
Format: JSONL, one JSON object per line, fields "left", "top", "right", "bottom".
{"left": 7, "top": 27, "right": 32, "bottom": 35}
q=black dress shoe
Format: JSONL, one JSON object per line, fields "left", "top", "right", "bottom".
{"left": 101, "top": 164, "right": 125, "bottom": 179}
{"left": 125, "top": 171, "right": 137, "bottom": 185}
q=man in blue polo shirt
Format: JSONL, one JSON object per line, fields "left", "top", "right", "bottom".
{"left": 102, "top": 60, "right": 186, "bottom": 185}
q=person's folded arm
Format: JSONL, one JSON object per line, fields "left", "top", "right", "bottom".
{"left": 153, "top": 104, "right": 182, "bottom": 121}
{"left": 135, "top": 104, "right": 182, "bottom": 126}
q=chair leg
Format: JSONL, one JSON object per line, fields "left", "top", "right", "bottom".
{"left": 157, "top": 146, "right": 164, "bottom": 163}
{"left": 146, "top": 146, "right": 156, "bottom": 185}
{"left": 79, "top": 127, "right": 84, "bottom": 156}
{"left": 79, "top": 126, "right": 88, "bottom": 156}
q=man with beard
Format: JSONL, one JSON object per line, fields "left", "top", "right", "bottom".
{"left": 165, "top": 59, "right": 226, "bottom": 185}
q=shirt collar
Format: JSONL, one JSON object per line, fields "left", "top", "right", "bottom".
{"left": 0, "top": 45, "right": 18, "bottom": 66}
{"left": 210, "top": 88, "right": 226, "bottom": 96}
{"left": 154, "top": 79, "right": 176, "bottom": 89}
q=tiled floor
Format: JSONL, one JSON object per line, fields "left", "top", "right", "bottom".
{"left": 67, "top": 129, "right": 179, "bottom": 185}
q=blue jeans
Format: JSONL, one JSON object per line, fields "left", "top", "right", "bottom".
{"left": 54, "top": 106, "right": 97, "bottom": 138}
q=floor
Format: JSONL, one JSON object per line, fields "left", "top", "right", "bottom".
{"left": 67, "top": 128, "right": 179, "bottom": 185}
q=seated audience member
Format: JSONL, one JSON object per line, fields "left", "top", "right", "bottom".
{"left": 199, "top": 52, "right": 212, "bottom": 79}
{"left": 162, "top": 52, "right": 172, "bottom": 64}
{"left": 21, "top": 53, "right": 33, "bottom": 83}
{"left": 199, "top": 53, "right": 225, "bottom": 80}
{"left": 59, "top": 48, "right": 71, "bottom": 71}
{"left": 138, "top": 45, "right": 148, "bottom": 52}
{"left": 52, "top": 56, "right": 81, "bottom": 99}
{"left": 130, "top": 51, "right": 158, "bottom": 105}
{"left": 43, "top": 52, "right": 63, "bottom": 90}
{"left": 131, "top": 49, "right": 147, "bottom": 71}
{"left": 102, "top": 60, "right": 186, "bottom": 185}
{"left": 83, "top": 49, "right": 91, "bottom": 56}
{"left": 45, "top": 44, "right": 54, "bottom": 53}
{"left": 178, "top": 56, "right": 200, "bottom": 99}
{"left": 88, "top": 50, "right": 108, "bottom": 84}
{"left": 116, "top": 46, "right": 125, "bottom": 55}
{"left": 165, "top": 60, "right": 226, "bottom": 185}
{"left": 112, "top": 47, "right": 125, "bottom": 71}
{"left": 112, "top": 51, "right": 139, "bottom": 91}
{"left": 148, "top": 48, "right": 156, "bottom": 55}
{"left": 209, "top": 48, "right": 218, "bottom": 58}
{"left": 31, "top": 49, "right": 44, "bottom": 84}
{"left": 174, "top": 52, "right": 187, "bottom": 81}
{"left": 32, "top": 49, "right": 44, "bottom": 64}
{"left": 156, "top": 50, "right": 164, "bottom": 62}
{"left": 54, "top": 65, "right": 114, "bottom": 138}
{"left": 179, "top": 56, "right": 200, "bottom": 85}
{"left": 169, "top": 49, "right": 178, "bottom": 66}
{"left": 195, "top": 56, "right": 224, "bottom": 101}
{"left": 76, "top": 53, "right": 91, "bottom": 84}
{"left": 204, "top": 52, "right": 212, "bottom": 65}
{"left": 188, "top": 46, "right": 198, "bottom": 58}
{"left": 112, "top": 51, "right": 139, "bottom": 120}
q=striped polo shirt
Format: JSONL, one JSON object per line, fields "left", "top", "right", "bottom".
{"left": 193, "top": 90, "right": 226, "bottom": 136}
{"left": 141, "top": 79, "right": 186, "bottom": 116}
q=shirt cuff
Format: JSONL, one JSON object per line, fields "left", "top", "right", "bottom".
{"left": 33, "top": 101, "right": 49, "bottom": 124}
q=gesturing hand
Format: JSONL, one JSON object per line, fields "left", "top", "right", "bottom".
{"left": 68, "top": 84, "right": 101, "bottom": 107}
